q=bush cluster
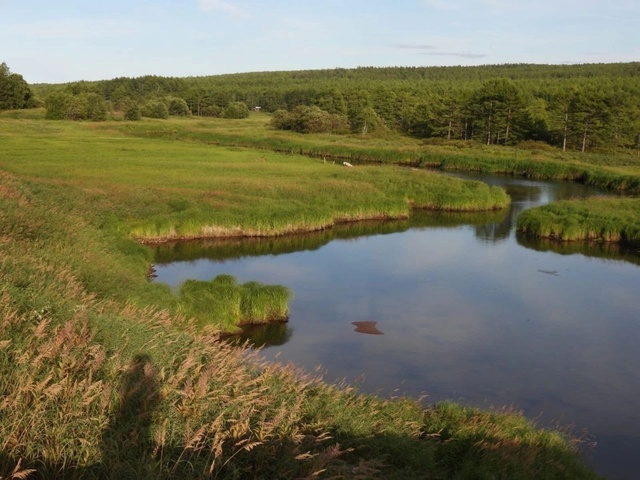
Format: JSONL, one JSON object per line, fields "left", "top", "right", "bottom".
{"left": 45, "top": 92, "right": 108, "bottom": 121}
{"left": 271, "top": 105, "right": 350, "bottom": 134}
{"left": 222, "top": 101, "right": 250, "bottom": 119}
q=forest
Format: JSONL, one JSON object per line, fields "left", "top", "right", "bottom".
{"left": 10, "top": 62, "right": 640, "bottom": 153}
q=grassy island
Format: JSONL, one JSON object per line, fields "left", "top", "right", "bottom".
{"left": 0, "top": 111, "right": 601, "bottom": 478}
{"left": 517, "top": 197, "right": 640, "bottom": 245}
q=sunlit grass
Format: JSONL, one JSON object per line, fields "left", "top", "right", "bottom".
{"left": 178, "top": 275, "right": 291, "bottom": 331}
{"left": 517, "top": 197, "right": 640, "bottom": 244}
{"left": 0, "top": 113, "right": 509, "bottom": 244}
{"left": 113, "top": 112, "right": 640, "bottom": 194}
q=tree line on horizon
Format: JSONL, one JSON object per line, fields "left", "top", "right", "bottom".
{"left": 9, "top": 62, "right": 640, "bottom": 153}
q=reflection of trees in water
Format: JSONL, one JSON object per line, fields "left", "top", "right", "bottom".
{"left": 517, "top": 236, "right": 640, "bottom": 266}
{"left": 154, "top": 210, "right": 507, "bottom": 264}
{"left": 474, "top": 184, "right": 543, "bottom": 243}
{"left": 228, "top": 322, "right": 293, "bottom": 349}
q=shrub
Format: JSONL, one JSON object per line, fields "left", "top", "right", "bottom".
{"left": 270, "top": 106, "right": 349, "bottom": 134}
{"left": 167, "top": 97, "right": 190, "bottom": 116}
{"left": 45, "top": 92, "right": 107, "bottom": 121}
{"left": 45, "top": 92, "right": 72, "bottom": 120}
{"left": 223, "top": 101, "right": 250, "bottom": 119}
{"left": 85, "top": 93, "right": 108, "bottom": 121}
{"left": 201, "top": 104, "right": 222, "bottom": 117}
{"left": 124, "top": 103, "right": 142, "bottom": 121}
{"left": 142, "top": 100, "right": 169, "bottom": 119}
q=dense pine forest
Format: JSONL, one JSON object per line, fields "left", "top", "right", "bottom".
{"left": 20, "top": 62, "right": 640, "bottom": 153}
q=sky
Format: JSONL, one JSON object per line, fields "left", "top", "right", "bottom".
{"left": 1, "top": 0, "right": 639, "bottom": 84}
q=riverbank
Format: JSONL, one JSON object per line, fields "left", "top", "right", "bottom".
{"left": 517, "top": 197, "right": 640, "bottom": 245}
{"left": 0, "top": 112, "right": 601, "bottom": 478}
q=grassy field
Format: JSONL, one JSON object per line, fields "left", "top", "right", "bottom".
{"left": 0, "top": 110, "right": 601, "bottom": 478}
{"left": 0, "top": 111, "right": 509, "bottom": 245}
{"left": 114, "top": 112, "right": 640, "bottom": 194}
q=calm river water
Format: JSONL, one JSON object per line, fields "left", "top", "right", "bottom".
{"left": 154, "top": 173, "right": 640, "bottom": 479}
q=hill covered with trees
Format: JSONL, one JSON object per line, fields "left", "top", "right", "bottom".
{"left": 29, "top": 62, "right": 640, "bottom": 153}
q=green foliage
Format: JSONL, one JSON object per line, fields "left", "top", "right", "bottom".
{"left": 270, "top": 105, "right": 349, "bottom": 134}
{"left": 85, "top": 93, "right": 108, "bottom": 121}
{"left": 124, "top": 102, "right": 142, "bottom": 121}
{"left": 44, "top": 92, "right": 71, "bottom": 120}
{"left": 142, "top": 99, "right": 169, "bottom": 119}
{"left": 178, "top": 275, "right": 291, "bottom": 330}
{"left": 223, "top": 100, "right": 250, "bottom": 119}
{"left": 200, "top": 104, "right": 222, "bottom": 117}
{"left": 0, "top": 62, "right": 33, "bottom": 110}
{"left": 517, "top": 197, "right": 640, "bottom": 244}
{"left": 167, "top": 97, "right": 190, "bottom": 116}
{"left": 28, "top": 62, "right": 640, "bottom": 152}
{"left": 45, "top": 91, "right": 108, "bottom": 121}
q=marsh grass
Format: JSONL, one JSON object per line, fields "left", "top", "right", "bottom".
{"left": 178, "top": 275, "right": 291, "bottom": 331}
{"left": 517, "top": 197, "right": 640, "bottom": 244}
{"left": 0, "top": 113, "right": 509, "bottom": 245}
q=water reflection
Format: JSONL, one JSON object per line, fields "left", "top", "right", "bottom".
{"left": 226, "top": 322, "right": 292, "bottom": 349}
{"left": 153, "top": 210, "right": 507, "bottom": 266}
{"left": 518, "top": 236, "right": 640, "bottom": 266}
{"left": 153, "top": 173, "right": 640, "bottom": 479}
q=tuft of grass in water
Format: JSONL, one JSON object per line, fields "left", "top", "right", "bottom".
{"left": 239, "top": 281, "right": 290, "bottom": 324}
{"left": 177, "top": 275, "right": 291, "bottom": 331}
{"left": 517, "top": 197, "right": 640, "bottom": 245}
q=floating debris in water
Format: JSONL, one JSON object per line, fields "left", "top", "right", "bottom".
{"left": 537, "top": 269, "right": 560, "bottom": 276}
{"left": 352, "top": 321, "right": 384, "bottom": 335}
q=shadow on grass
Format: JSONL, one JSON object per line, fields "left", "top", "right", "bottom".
{"left": 98, "top": 353, "right": 161, "bottom": 478}
{"left": 0, "top": 354, "right": 163, "bottom": 480}
{"left": 0, "top": 354, "right": 600, "bottom": 479}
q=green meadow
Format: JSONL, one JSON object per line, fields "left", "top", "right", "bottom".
{"left": 116, "top": 112, "right": 640, "bottom": 194}
{"left": 1, "top": 112, "right": 509, "bottom": 244}
{"left": 0, "top": 110, "right": 603, "bottom": 478}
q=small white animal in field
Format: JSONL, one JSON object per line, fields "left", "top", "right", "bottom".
{"left": 343, "top": 162, "right": 353, "bottom": 167}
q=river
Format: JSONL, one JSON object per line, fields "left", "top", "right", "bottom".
{"left": 153, "top": 173, "right": 640, "bottom": 479}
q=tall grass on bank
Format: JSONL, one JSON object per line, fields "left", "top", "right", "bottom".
{"left": 517, "top": 197, "right": 640, "bottom": 245}
{"left": 178, "top": 275, "right": 291, "bottom": 331}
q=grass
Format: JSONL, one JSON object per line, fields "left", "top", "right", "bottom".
{"left": 0, "top": 109, "right": 601, "bottom": 478}
{"left": 0, "top": 111, "right": 509, "bottom": 246}
{"left": 178, "top": 275, "right": 291, "bottom": 332}
{"left": 517, "top": 197, "right": 640, "bottom": 245}
{"left": 114, "top": 112, "right": 640, "bottom": 194}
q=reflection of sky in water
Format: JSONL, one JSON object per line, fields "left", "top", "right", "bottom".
{"left": 154, "top": 175, "right": 640, "bottom": 479}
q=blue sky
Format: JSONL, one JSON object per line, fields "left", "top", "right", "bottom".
{"left": 2, "top": 0, "right": 638, "bottom": 84}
